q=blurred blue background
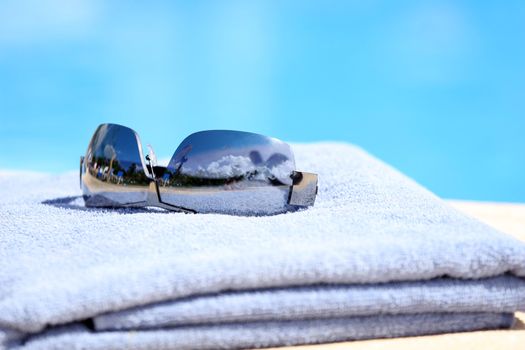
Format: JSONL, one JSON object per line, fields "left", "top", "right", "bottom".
{"left": 0, "top": 0, "right": 524, "bottom": 202}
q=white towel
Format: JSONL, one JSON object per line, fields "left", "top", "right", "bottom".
{"left": 1, "top": 143, "right": 524, "bottom": 349}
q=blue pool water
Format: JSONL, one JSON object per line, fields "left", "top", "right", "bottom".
{"left": 0, "top": 0, "right": 524, "bottom": 202}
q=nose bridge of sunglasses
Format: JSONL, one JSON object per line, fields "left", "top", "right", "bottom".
{"left": 145, "top": 144, "right": 158, "bottom": 166}
{"left": 144, "top": 144, "right": 172, "bottom": 183}
{"left": 145, "top": 144, "right": 158, "bottom": 178}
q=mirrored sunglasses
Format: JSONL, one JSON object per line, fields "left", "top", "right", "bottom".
{"left": 80, "top": 123, "right": 318, "bottom": 215}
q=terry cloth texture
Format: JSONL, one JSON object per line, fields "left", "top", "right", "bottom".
{"left": 1, "top": 143, "right": 525, "bottom": 350}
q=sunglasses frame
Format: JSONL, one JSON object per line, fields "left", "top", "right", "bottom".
{"left": 80, "top": 124, "right": 318, "bottom": 215}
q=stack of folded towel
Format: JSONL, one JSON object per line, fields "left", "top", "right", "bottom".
{"left": 1, "top": 143, "right": 524, "bottom": 350}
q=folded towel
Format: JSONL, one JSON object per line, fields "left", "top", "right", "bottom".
{"left": 1, "top": 143, "right": 524, "bottom": 350}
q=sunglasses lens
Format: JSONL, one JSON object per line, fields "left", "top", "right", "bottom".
{"left": 158, "top": 130, "right": 295, "bottom": 215}
{"left": 81, "top": 124, "right": 150, "bottom": 207}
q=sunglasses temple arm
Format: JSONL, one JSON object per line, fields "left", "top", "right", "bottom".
{"left": 288, "top": 171, "right": 318, "bottom": 207}
{"left": 79, "top": 156, "right": 84, "bottom": 189}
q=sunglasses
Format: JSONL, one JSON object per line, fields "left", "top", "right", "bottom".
{"left": 80, "top": 124, "right": 318, "bottom": 215}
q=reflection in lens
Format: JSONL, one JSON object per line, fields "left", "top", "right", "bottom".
{"left": 81, "top": 124, "right": 150, "bottom": 207}
{"left": 159, "top": 130, "right": 296, "bottom": 215}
